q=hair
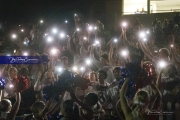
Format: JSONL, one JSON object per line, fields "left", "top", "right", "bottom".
{"left": 100, "top": 54, "right": 108, "bottom": 60}
{"left": 134, "top": 90, "right": 150, "bottom": 104}
{"left": 113, "top": 67, "right": 121, "bottom": 73}
{"left": 31, "top": 101, "right": 45, "bottom": 115}
{"left": 61, "top": 56, "right": 68, "bottom": 60}
{"left": 85, "top": 93, "right": 99, "bottom": 106}
{"left": 159, "top": 48, "right": 170, "bottom": 57}
{"left": 19, "top": 67, "right": 29, "bottom": 76}
{"left": 8, "top": 67, "right": 18, "bottom": 75}
{"left": 62, "top": 100, "right": 79, "bottom": 118}
{"left": 97, "top": 70, "right": 107, "bottom": 79}
{"left": 41, "top": 53, "right": 50, "bottom": 64}
{"left": 0, "top": 99, "right": 12, "bottom": 112}
{"left": 77, "top": 59, "right": 85, "bottom": 65}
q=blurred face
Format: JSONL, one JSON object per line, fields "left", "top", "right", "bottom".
{"left": 76, "top": 46, "right": 81, "bottom": 53}
{"left": 61, "top": 59, "right": 68, "bottom": 66}
{"left": 137, "top": 94, "right": 149, "bottom": 106}
{"left": 73, "top": 38, "right": 79, "bottom": 44}
{"left": 100, "top": 58, "right": 107, "bottom": 66}
{"left": 51, "top": 54, "right": 59, "bottom": 61}
{"left": 158, "top": 50, "right": 168, "bottom": 59}
{"left": 45, "top": 70, "right": 54, "bottom": 82}
{"left": 117, "top": 59, "right": 126, "bottom": 66}
{"left": 97, "top": 73, "right": 105, "bottom": 84}
{"left": 8, "top": 68, "right": 17, "bottom": 79}
{"left": 89, "top": 73, "right": 97, "bottom": 82}
{"left": 113, "top": 69, "right": 121, "bottom": 80}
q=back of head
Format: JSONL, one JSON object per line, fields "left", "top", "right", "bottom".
{"left": 31, "top": 101, "right": 45, "bottom": 115}
{"left": 159, "top": 48, "right": 170, "bottom": 57}
{"left": 0, "top": 99, "right": 12, "bottom": 112}
{"left": 85, "top": 93, "right": 99, "bottom": 106}
{"left": 19, "top": 67, "right": 29, "bottom": 76}
{"left": 134, "top": 90, "right": 150, "bottom": 104}
{"left": 97, "top": 69, "right": 108, "bottom": 79}
{"left": 101, "top": 54, "right": 108, "bottom": 61}
{"left": 62, "top": 100, "right": 79, "bottom": 118}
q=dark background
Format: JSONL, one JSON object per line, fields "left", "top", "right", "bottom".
{"left": 0, "top": 0, "right": 107, "bottom": 25}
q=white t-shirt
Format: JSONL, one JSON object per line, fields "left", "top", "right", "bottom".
{"left": 96, "top": 82, "right": 111, "bottom": 109}
{"left": 108, "top": 79, "right": 119, "bottom": 107}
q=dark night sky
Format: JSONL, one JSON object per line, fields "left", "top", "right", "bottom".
{"left": 0, "top": 0, "right": 105, "bottom": 24}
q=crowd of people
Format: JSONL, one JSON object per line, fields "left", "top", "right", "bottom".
{"left": 0, "top": 12, "right": 180, "bottom": 120}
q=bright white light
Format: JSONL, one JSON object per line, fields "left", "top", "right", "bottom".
{"left": 154, "top": 51, "right": 158, "bottom": 53}
{"left": 76, "top": 28, "right": 80, "bottom": 31}
{"left": 19, "top": 25, "right": 21, "bottom": 27}
{"left": 122, "top": 22, "right": 127, "bottom": 27}
{"left": 51, "top": 48, "right": 57, "bottom": 55}
{"left": 94, "top": 27, "right": 97, "bottom": 30}
{"left": 85, "top": 59, "right": 91, "bottom": 65}
{"left": 23, "top": 41, "right": 27, "bottom": 45}
{"left": 171, "top": 44, "right": 174, "bottom": 47}
{"left": 12, "top": 34, "right": 17, "bottom": 39}
{"left": 88, "top": 26, "right": 93, "bottom": 31}
{"left": 9, "top": 84, "right": 14, "bottom": 88}
{"left": 84, "top": 37, "right": 87, "bottom": 40}
{"left": 60, "top": 33, "right": 65, "bottom": 38}
{"left": 47, "top": 36, "right": 53, "bottom": 42}
{"left": 44, "top": 33, "right": 48, "bottom": 36}
{"left": 146, "top": 31, "right": 149, "bottom": 34}
{"left": 95, "top": 40, "right": 100, "bottom": 45}
{"left": 6, "top": 54, "right": 11, "bottom": 56}
{"left": 74, "top": 14, "right": 77, "bottom": 16}
{"left": 21, "top": 29, "right": 24, "bottom": 32}
{"left": 80, "top": 67, "right": 85, "bottom": 71}
{"left": 23, "top": 52, "right": 28, "bottom": 56}
{"left": 72, "top": 66, "right": 77, "bottom": 71}
{"left": 140, "top": 32, "right": 145, "bottom": 38}
{"left": 65, "top": 20, "right": 68, "bottom": 23}
{"left": 121, "top": 50, "right": 128, "bottom": 57}
{"left": 143, "top": 38, "right": 147, "bottom": 42}
{"left": 158, "top": 60, "right": 167, "bottom": 68}
{"left": 114, "top": 39, "right": 118, "bottom": 43}
{"left": 58, "top": 67, "right": 63, "bottom": 72}
{"left": 52, "top": 28, "right": 58, "bottom": 34}
{"left": 40, "top": 20, "right": 43, "bottom": 23}
{"left": 14, "top": 50, "right": 16, "bottom": 53}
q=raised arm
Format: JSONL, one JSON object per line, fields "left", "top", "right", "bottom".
{"left": 34, "top": 71, "right": 44, "bottom": 91}
{"left": 6, "top": 92, "right": 21, "bottom": 120}
{"left": 89, "top": 45, "right": 102, "bottom": 69}
{"left": 36, "top": 95, "right": 55, "bottom": 119}
{"left": 68, "top": 86, "right": 93, "bottom": 118}
{"left": 46, "top": 92, "right": 65, "bottom": 116}
{"left": 67, "top": 35, "right": 76, "bottom": 55}
{"left": 108, "top": 43, "right": 116, "bottom": 66}
{"left": 139, "top": 40, "right": 154, "bottom": 60}
{"left": 156, "top": 70, "right": 163, "bottom": 90}
{"left": 119, "top": 78, "right": 132, "bottom": 117}
{"left": 122, "top": 31, "right": 131, "bottom": 47}
{"left": 150, "top": 83, "right": 162, "bottom": 111}
{"left": 80, "top": 41, "right": 89, "bottom": 57}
